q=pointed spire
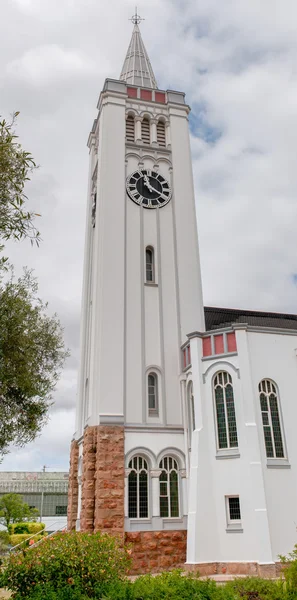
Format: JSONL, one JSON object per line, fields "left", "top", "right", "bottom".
{"left": 120, "top": 9, "right": 158, "bottom": 89}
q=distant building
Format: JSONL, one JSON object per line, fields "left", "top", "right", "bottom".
{"left": 0, "top": 472, "right": 68, "bottom": 531}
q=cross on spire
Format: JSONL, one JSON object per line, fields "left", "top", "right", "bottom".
{"left": 129, "top": 7, "right": 144, "bottom": 25}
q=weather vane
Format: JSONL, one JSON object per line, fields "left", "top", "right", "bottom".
{"left": 129, "top": 6, "right": 145, "bottom": 25}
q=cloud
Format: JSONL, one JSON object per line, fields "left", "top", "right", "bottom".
{"left": 6, "top": 44, "right": 95, "bottom": 86}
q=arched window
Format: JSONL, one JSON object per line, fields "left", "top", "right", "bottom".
{"left": 128, "top": 456, "right": 149, "bottom": 518}
{"left": 126, "top": 115, "right": 135, "bottom": 142}
{"left": 145, "top": 246, "right": 154, "bottom": 283}
{"left": 141, "top": 117, "right": 150, "bottom": 144}
{"left": 259, "top": 379, "right": 285, "bottom": 458}
{"left": 187, "top": 382, "right": 195, "bottom": 448}
{"left": 157, "top": 120, "right": 166, "bottom": 146}
{"left": 159, "top": 456, "right": 179, "bottom": 518}
{"left": 148, "top": 372, "right": 158, "bottom": 415}
{"left": 213, "top": 371, "right": 238, "bottom": 450}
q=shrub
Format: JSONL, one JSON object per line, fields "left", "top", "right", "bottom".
{"left": 9, "top": 522, "right": 45, "bottom": 535}
{"left": 281, "top": 545, "right": 297, "bottom": 597}
{"left": 225, "top": 576, "right": 286, "bottom": 600}
{"left": 0, "top": 531, "right": 131, "bottom": 597}
{"left": 0, "top": 530, "right": 10, "bottom": 555}
{"left": 10, "top": 532, "right": 46, "bottom": 547}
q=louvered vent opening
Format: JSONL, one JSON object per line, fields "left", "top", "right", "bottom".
{"left": 126, "top": 115, "right": 135, "bottom": 142}
{"left": 141, "top": 118, "right": 150, "bottom": 144}
{"left": 157, "top": 121, "right": 166, "bottom": 147}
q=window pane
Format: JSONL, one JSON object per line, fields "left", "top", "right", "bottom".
{"left": 160, "top": 496, "right": 168, "bottom": 517}
{"left": 263, "top": 426, "right": 274, "bottom": 458}
{"left": 270, "top": 394, "right": 284, "bottom": 458}
{"left": 170, "top": 471, "right": 179, "bottom": 517}
{"left": 139, "top": 471, "right": 148, "bottom": 518}
{"left": 160, "top": 481, "right": 167, "bottom": 496}
{"left": 215, "top": 386, "right": 228, "bottom": 449}
{"left": 225, "top": 384, "right": 238, "bottom": 448}
{"left": 229, "top": 497, "right": 241, "bottom": 520}
{"left": 128, "top": 471, "right": 137, "bottom": 518}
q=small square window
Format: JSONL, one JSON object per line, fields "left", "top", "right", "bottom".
{"left": 225, "top": 496, "right": 242, "bottom": 532}
{"left": 55, "top": 505, "right": 67, "bottom": 516}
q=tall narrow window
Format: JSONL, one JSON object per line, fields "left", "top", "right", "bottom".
{"left": 128, "top": 456, "right": 148, "bottom": 518}
{"left": 213, "top": 371, "right": 238, "bottom": 450}
{"left": 141, "top": 117, "right": 150, "bottom": 144}
{"left": 148, "top": 372, "right": 158, "bottom": 415}
{"left": 259, "top": 379, "right": 285, "bottom": 458}
{"left": 159, "top": 457, "right": 179, "bottom": 518}
{"left": 157, "top": 120, "right": 166, "bottom": 146}
{"left": 187, "top": 382, "right": 195, "bottom": 448}
{"left": 126, "top": 115, "right": 135, "bottom": 142}
{"left": 145, "top": 246, "right": 154, "bottom": 282}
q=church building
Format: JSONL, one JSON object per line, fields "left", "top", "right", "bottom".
{"left": 68, "top": 14, "right": 297, "bottom": 576}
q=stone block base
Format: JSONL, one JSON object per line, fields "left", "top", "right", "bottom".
{"left": 126, "top": 530, "right": 187, "bottom": 575}
{"left": 186, "top": 561, "right": 283, "bottom": 578}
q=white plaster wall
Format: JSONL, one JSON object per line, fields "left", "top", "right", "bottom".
{"left": 88, "top": 95, "right": 126, "bottom": 421}
{"left": 247, "top": 331, "right": 297, "bottom": 559}
{"left": 169, "top": 106, "right": 205, "bottom": 340}
{"left": 188, "top": 329, "right": 297, "bottom": 565}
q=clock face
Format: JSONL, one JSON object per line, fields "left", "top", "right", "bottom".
{"left": 126, "top": 169, "right": 172, "bottom": 209}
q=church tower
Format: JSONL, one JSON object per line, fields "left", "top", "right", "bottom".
{"left": 68, "top": 12, "right": 204, "bottom": 569}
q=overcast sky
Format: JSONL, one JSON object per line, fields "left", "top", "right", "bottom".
{"left": 0, "top": 0, "right": 296, "bottom": 472}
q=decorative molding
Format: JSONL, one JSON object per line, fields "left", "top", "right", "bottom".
{"left": 202, "top": 361, "right": 240, "bottom": 383}
{"left": 150, "top": 469, "right": 162, "bottom": 478}
{"left": 99, "top": 414, "right": 125, "bottom": 425}
{"left": 179, "top": 469, "right": 187, "bottom": 478}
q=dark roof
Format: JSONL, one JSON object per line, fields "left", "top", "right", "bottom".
{"left": 204, "top": 306, "right": 297, "bottom": 332}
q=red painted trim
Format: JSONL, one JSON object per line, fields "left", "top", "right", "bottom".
{"left": 155, "top": 92, "right": 166, "bottom": 104}
{"left": 227, "top": 332, "right": 237, "bottom": 353}
{"left": 141, "top": 89, "right": 152, "bottom": 101}
{"left": 202, "top": 337, "right": 212, "bottom": 357}
{"left": 127, "top": 87, "right": 138, "bottom": 98}
{"left": 214, "top": 335, "right": 224, "bottom": 355}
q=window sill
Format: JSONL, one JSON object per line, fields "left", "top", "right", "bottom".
{"left": 144, "top": 282, "right": 158, "bottom": 287}
{"left": 216, "top": 449, "right": 240, "bottom": 460}
{"left": 202, "top": 351, "right": 238, "bottom": 362}
{"left": 266, "top": 458, "right": 291, "bottom": 469}
{"left": 226, "top": 526, "right": 243, "bottom": 534}
{"left": 128, "top": 518, "right": 151, "bottom": 522}
{"left": 162, "top": 517, "right": 183, "bottom": 523}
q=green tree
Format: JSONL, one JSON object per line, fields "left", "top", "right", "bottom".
{"left": 0, "top": 494, "right": 39, "bottom": 529}
{"left": 0, "top": 113, "right": 40, "bottom": 255}
{"left": 0, "top": 269, "right": 69, "bottom": 457}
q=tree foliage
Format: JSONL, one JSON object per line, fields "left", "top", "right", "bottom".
{"left": 0, "top": 269, "right": 69, "bottom": 457}
{"left": 0, "top": 113, "right": 40, "bottom": 254}
{"left": 0, "top": 493, "right": 39, "bottom": 529}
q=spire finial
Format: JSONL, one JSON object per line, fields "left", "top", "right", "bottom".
{"left": 129, "top": 6, "right": 144, "bottom": 25}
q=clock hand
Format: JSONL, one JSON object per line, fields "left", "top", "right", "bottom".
{"left": 143, "top": 175, "right": 153, "bottom": 192}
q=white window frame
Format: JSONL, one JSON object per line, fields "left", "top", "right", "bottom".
{"left": 128, "top": 455, "right": 150, "bottom": 520}
{"left": 259, "top": 379, "right": 286, "bottom": 461}
{"left": 148, "top": 371, "right": 159, "bottom": 416}
{"left": 225, "top": 495, "right": 243, "bottom": 532}
{"left": 159, "top": 456, "right": 180, "bottom": 519}
{"left": 213, "top": 371, "right": 238, "bottom": 453}
{"left": 145, "top": 246, "right": 155, "bottom": 283}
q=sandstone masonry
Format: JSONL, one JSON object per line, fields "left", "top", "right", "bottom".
{"left": 67, "top": 440, "right": 79, "bottom": 531}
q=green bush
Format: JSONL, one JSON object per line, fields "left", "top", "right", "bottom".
{"left": 0, "top": 530, "right": 10, "bottom": 555}
{"left": 0, "top": 531, "right": 131, "bottom": 597}
{"left": 10, "top": 532, "right": 47, "bottom": 547}
{"left": 225, "top": 576, "right": 286, "bottom": 600}
{"left": 280, "top": 544, "right": 297, "bottom": 598}
{"left": 9, "top": 521, "right": 45, "bottom": 535}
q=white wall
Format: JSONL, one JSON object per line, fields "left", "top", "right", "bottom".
{"left": 187, "top": 328, "right": 297, "bottom": 565}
